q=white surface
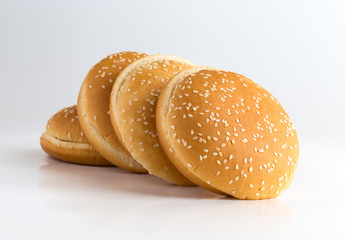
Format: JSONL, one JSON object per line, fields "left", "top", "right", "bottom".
{"left": 1, "top": 134, "right": 345, "bottom": 239}
{"left": 1, "top": 0, "right": 345, "bottom": 239}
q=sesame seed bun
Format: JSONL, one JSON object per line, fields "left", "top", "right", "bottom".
{"left": 78, "top": 52, "right": 147, "bottom": 173}
{"left": 110, "top": 55, "right": 195, "bottom": 186}
{"left": 40, "top": 105, "right": 112, "bottom": 166}
{"left": 156, "top": 67, "right": 299, "bottom": 199}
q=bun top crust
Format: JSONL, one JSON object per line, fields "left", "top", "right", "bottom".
{"left": 110, "top": 55, "right": 195, "bottom": 186}
{"left": 78, "top": 51, "right": 147, "bottom": 173}
{"left": 46, "top": 105, "right": 88, "bottom": 143}
{"left": 157, "top": 67, "right": 299, "bottom": 199}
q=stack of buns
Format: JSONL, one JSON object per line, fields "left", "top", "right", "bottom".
{"left": 40, "top": 51, "right": 299, "bottom": 200}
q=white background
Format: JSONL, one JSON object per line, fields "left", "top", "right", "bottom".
{"left": 0, "top": 0, "right": 344, "bottom": 239}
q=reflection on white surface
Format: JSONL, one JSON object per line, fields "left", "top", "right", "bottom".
{"left": 0, "top": 135, "right": 345, "bottom": 239}
{"left": 38, "top": 157, "right": 295, "bottom": 219}
{"left": 39, "top": 157, "right": 221, "bottom": 199}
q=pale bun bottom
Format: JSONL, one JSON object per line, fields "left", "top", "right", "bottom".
{"left": 40, "top": 132, "right": 112, "bottom": 166}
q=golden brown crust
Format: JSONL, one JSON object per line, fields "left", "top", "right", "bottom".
{"left": 40, "top": 105, "right": 112, "bottom": 166}
{"left": 156, "top": 67, "right": 299, "bottom": 199}
{"left": 110, "top": 55, "right": 195, "bottom": 186}
{"left": 157, "top": 67, "right": 226, "bottom": 194}
{"left": 78, "top": 51, "right": 147, "bottom": 173}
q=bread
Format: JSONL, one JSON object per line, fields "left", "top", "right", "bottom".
{"left": 78, "top": 51, "right": 147, "bottom": 173}
{"left": 40, "top": 105, "right": 112, "bottom": 166}
{"left": 156, "top": 67, "right": 299, "bottom": 199}
{"left": 110, "top": 55, "right": 195, "bottom": 186}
